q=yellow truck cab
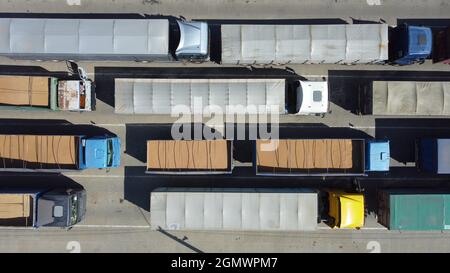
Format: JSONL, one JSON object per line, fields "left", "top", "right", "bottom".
{"left": 326, "top": 191, "right": 365, "bottom": 229}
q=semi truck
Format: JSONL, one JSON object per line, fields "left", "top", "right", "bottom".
{"left": 0, "top": 18, "right": 208, "bottom": 61}
{"left": 221, "top": 23, "right": 432, "bottom": 65}
{"left": 0, "top": 187, "right": 86, "bottom": 228}
{"left": 433, "top": 26, "right": 450, "bottom": 64}
{"left": 146, "top": 139, "right": 233, "bottom": 174}
{"left": 416, "top": 138, "right": 450, "bottom": 174}
{"left": 114, "top": 78, "right": 329, "bottom": 116}
{"left": 0, "top": 134, "right": 120, "bottom": 171}
{"left": 0, "top": 75, "right": 94, "bottom": 111}
{"left": 377, "top": 189, "right": 450, "bottom": 230}
{"left": 358, "top": 80, "right": 450, "bottom": 116}
{"left": 150, "top": 187, "right": 365, "bottom": 231}
{"left": 254, "top": 139, "right": 390, "bottom": 176}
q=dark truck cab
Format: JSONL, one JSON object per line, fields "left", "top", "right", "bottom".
{"left": 433, "top": 27, "right": 450, "bottom": 64}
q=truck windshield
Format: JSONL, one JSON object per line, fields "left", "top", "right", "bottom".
{"left": 70, "top": 194, "right": 79, "bottom": 226}
{"left": 107, "top": 139, "right": 113, "bottom": 167}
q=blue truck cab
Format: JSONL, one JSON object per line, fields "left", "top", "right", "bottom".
{"left": 365, "top": 140, "right": 390, "bottom": 172}
{"left": 79, "top": 135, "right": 121, "bottom": 169}
{"left": 416, "top": 138, "right": 450, "bottom": 174}
{"left": 391, "top": 24, "right": 432, "bottom": 65}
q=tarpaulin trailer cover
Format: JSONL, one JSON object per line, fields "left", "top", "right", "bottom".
{"left": 370, "top": 81, "right": 450, "bottom": 115}
{"left": 0, "top": 18, "right": 169, "bottom": 60}
{"left": 0, "top": 135, "right": 78, "bottom": 170}
{"left": 146, "top": 140, "right": 233, "bottom": 174}
{"left": 114, "top": 78, "right": 286, "bottom": 114}
{"left": 150, "top": 188, "right": 318, "bottom": 231}
{"left": 0, "top": 194, "right": 33, "bottom": 227}
{"left": 378, "top": 189, "right": 450, "bottom": 230}
{"left": 221, "top": 24, "right": 388, "bottom": 64}
{"left": 0, "top": 76, "right": 49, "bottom": 107}
{"left": 255, "top": 139, "right": 364, "bottom": 176}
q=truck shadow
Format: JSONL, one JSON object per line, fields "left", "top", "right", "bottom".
{"left": 123, "top": 165, "right": 356, "bottom": 212}
{"left": 125, "top": 123, "right": 224, "bottom": 163}
{"left": 229, "top": 123, "right": 372, "bottom": 163}
{"left": 0, "top": 119, "right": 115, "bottom": 137}
{"left": 95, "top": 66, "right": 302, "bottom": 107}
{"left": 0, "top": 172, "right": 83, "bottom": 190}
{"left": 375, "top": 118, "right": 450, "bottom": 164}
{"left": 329, "top": 70, "right": 450, "bottom": 114}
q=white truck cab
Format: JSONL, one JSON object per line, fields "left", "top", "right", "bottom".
{"left": 295, "top": 81, "right": 329, "bottom": 115}
{"left": 175, "top": 20, "right": 209, "bottom": 60}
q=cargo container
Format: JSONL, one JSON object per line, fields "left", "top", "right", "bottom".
{"left": 377, "top": 189, "right": 450, "bottom": 230}
{"left": 114, "top": 78, "right": 329, "bottom": 115}
{"left": 358, "top": 81, "right": 450, "bottom": 115}
{"left": 416, "top": 138, "right": 450, "bottom": 174}
{"left": 433, "top": 26, "right": 450, "bottom": 64}
{"left": 146, "top": 139, "right": 232, "bottom": 174}
{"left": 0, "top": 18, "right": 208, "bottom": 61}
{"left": 150, "top": 188, "right": 319, "bottom": 231}
{"left": 221, "top": 24, "right": 389, "bottom": 65}
{"left": 254, "top": 139, "right": 390, "bottom": 176}
{"left": 389, "top": 24, "right": 433, "bottom": 65}
{"left": 0, "top": 187, "right": 86, "bottom": 228}
{"left": 323, "top": 190, "right": 365, "bottom": 229}
{"left": 0, "top": 134, "right": 120, "bottom": 171}
{"left": 0, "top": 75, "right": 94, "bottom": 111}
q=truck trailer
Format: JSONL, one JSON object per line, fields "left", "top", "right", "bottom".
{"left": 416, "top": 138, "right": 450, "bottom": 174}
{"left": 146, "top": 139, "right": 233, "bottom": 174}
{"left": 150, "top": 188, "right": 319, "bottom": 231}
{"left": 114, "top": 78, "right": 329, "bottom": 115}
{"left": 254, "top": 139, "right": 390, "bottom": 176}
{"left": 150, "top": 187, "right": 365, "bottom": 231}
{"left": 0, "top": 18, "right": 208, "bottom": 61}
{"left": 0, "top": 75, "right": 94, "bottom": 111}
{"left": 377, "top": 189, "right": 450, "bottom": 230}
{"left": 0, "top": 134, "right": 120, "bottom": 171}
{"left": 359, "top": 80, "right": 450, "bottom": 115}
{"left": 0, "top": 187, "right": 86, "bottom": 228}
{"left": 221, "top": 24, "right": 389, "bottom": 65}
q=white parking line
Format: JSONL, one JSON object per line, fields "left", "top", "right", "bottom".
{"left": 76, "top": 224, "right": 150, "bottom": 229}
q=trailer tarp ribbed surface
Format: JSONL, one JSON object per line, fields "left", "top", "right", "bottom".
{"left": 150, "top": 188, "right": 318, "bottom": 231}
{"left": 0, "top": 18, "right": 169, "bottom": 60}
{"left": 115, "top": 78, "right": 286, "bottom": 114}
{"left": 372, "top": 81, "right": 450, "bottom": 115}
{"left": 221, "top": 24, "right": 388, "bottom": 64}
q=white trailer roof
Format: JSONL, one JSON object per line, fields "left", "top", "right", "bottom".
{"left": 114, "top": 78, "right": 286, "bottom": 114}
{"left": 0, "top": 18, "right": 169, "bottom": 59}
{"left": 150, "top": 188, "right": 318, "bottom": 231}
{"left": 221, "top": 24, "right": 388, "bottom": 64}
{"left": 372, "top": 81, "right": 450, "bottom": 115}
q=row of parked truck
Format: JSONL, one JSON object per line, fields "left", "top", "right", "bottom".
{"left": 3, "top": 72, "right": 450, "bottom": 118}
{"left": 150, "top": 187, "right": 450, "bottom": 231}
{"left": 0, "top": 18, "right": 449, "bottom": 65}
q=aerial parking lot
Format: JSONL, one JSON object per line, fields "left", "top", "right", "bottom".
{"left": 0, "top": 0, "right": 450, "bottom": 255}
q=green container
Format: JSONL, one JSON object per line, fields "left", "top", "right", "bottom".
{"left": 378, "top": 190, "right": 450, "bottom": 230}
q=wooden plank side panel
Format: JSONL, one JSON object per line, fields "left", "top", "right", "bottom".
{"left": 147, "top": 140, "right": 229, "bottom": 171}
{"left": 0, "top": 76, "right": 49, "bottom": 107}
{"left": 0, "top": 194, "right": 31, "bottom": 219}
